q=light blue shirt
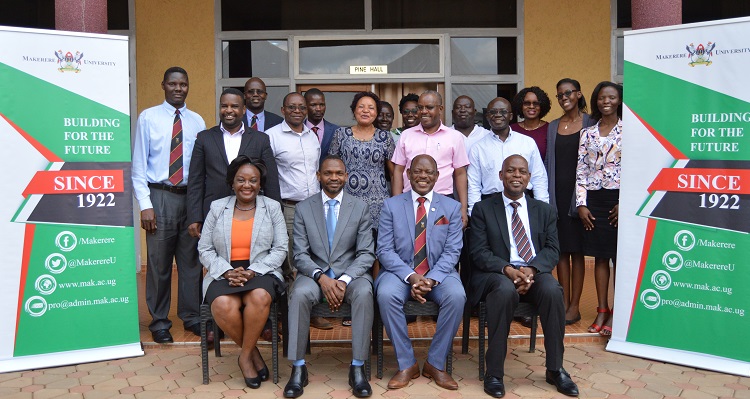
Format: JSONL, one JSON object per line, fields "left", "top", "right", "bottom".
{"left": 317, "top": 190, "right": 352, "bottom": 285}
{"left": 246, "top": 110, "right": 267, "bottom": 132}
{"left": 467, "top": 128, "right": 548, "bottom": 214}
{"left": 132, "top": 101, "right": 206, "bottom": 210}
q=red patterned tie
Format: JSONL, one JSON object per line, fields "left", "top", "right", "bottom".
{"left": 510, "top": 202, "right": 533, "bottom": 263}
{"left": 250, "top": 115, "right": 258, "bottom": 130}
{"left": 168, "top": 110, "right": 183, "bottom": 185}
{"left": 414, "top": 197, "right": 429, "bottom": 275}
{"left": 311, "top": 126, "right": 320, "bottom": 139}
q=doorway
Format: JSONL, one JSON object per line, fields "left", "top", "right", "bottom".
{"left": 298, "top": 83, "right": 443, "bottom": 128}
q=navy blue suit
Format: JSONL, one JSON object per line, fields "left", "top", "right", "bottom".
{"left": 318, "top": 119, "right": 340, "bottom": 163}
{"left": 375, "top": 191, "right": 466, "bottom": 370}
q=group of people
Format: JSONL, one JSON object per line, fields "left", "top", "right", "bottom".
{"left": 132, "top": 66, "right": 624, "bottom": 398}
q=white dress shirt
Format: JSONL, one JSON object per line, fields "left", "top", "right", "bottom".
{"left": 501, "top": 194, "right": 537, "bottom": 266}
{"left": 266, "top": 120, "right": 321, "bottom": 201}
{"left": 452, "top": 124, "right": 490, "bottom": 157}
{"left": 221, "top": 122, "right": 245, "bottom": 163}
{"left": 132, "top": 101, "right": 206, "bottom": 210}
{"left": 467, "top": 128, "right": 549, "bottom": 213}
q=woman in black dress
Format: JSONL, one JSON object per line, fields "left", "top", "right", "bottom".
{"left": 545, "top": 78, "right": 594, "bottom": 325}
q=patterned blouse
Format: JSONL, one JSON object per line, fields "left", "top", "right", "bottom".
{"left": 575, "top": 119, "right": 622, "bottom": 207}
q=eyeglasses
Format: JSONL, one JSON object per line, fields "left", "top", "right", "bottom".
{"left": 487, "top": 109, "right": 510, "bottom": 117}
{"left": 246, "top": 89, "right": 266, "bottom": 95}
{"left": 522, "top": 101, "right": 540, "bottom": 108}
{"left": 285, "top": 105, "right": 307, "bottom": 112}
{"left": 555, "top": 89, "right": 580, "bottom": 100}
{"left": 402, "top": 108, "right": 419, "bottom": 115}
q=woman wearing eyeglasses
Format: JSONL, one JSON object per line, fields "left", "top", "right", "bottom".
{"left": 575, "top": 81, "right": 623, "bottom": 337}
{"left": 510, "top": 86, "right": 552, "bottom": 162}
{"left": 545, "top": 78, "right": 596, "bottom": 327}
{"left": 390, "top": 93, "right": 420, "bottom": 144}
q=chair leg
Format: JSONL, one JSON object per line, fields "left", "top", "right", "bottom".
{"left": 271, "top": 301, "right": 279, "bottom": 384}
{"left": 478, "top": 302, "right": 486, "bottom": 380}
{"left": 200, "top": 304, "right": 210, "bottom": 385}
{"left": 529, "top": 313, "right": 538, "bottom": 353}
{"left": 376, "top": 316, "right": 384, "bottom": 379}
{"left": 213, "top": 321, "right": 222, "bottom": 358}
{"left": 281, "top": 296, "right": 289, "bottom": 358}
{"left": 447, "top": 349, "right": 453, "bottom": 375}
{"left": 461, "top": 303, "right": 471, "bottom": 355}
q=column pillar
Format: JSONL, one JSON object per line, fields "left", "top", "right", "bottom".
{"left": 55, "top": 0, "right": 107, "bottom": 33}
{"left": 631, "top": 0, "right": 681, "bottom": 30}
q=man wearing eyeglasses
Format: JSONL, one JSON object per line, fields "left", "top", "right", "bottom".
{"left": 467, "top": 97, "right": 548, "bottom": 215}
{"left": 267, "top": 92, "right": 321, "bottom": 273}
{"left": 391, "top": 90, "right": 470, "bottom": 229}
{"left": 242, "top": 77, "right": 283, "bottom": 132}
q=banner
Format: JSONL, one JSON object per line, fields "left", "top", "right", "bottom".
{"left": 609, "top": 18, "right": 750, "bottom": 376}
{"left": 0, "top": 26, "right": 142, "bottom": 372}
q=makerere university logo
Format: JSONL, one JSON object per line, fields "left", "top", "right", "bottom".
{"left": 55, "top": 50, "right": 84, "bottom": 73}
{"left": 686, "top": 42, "right": 715, "bottom": 67}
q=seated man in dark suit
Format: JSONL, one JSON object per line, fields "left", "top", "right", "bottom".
{"left": 376, "top": 154, "right": 466, "bottom": 391}
{"left": 469, "top": 154, "right": 579, "bottom": 398}
{"left": 284, "top": 156, "right": 375, "bottom": 398}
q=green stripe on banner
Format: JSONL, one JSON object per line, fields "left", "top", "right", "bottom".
{"left": 0, "top": 62, "right": 130, "bottom": 162}
{"left": 624, "top": 61, "right": 750, "bottom": 161}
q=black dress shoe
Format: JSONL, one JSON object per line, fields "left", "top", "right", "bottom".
{"left": 483, "top": 374, "right": 505, "bottom": 398}
{"left": 283, "top": 365, "right": 308, "bottom": 398}
{"left": 151, "top": 329, "right": 173, "bottom": 343}
{"left": 545, "top": 368, "right": 579, "bottom": 397}
{"left": 349, "top": 364, "right": 372, "bottom": 398}
{"left": 257, "top": 364, "right": 269, "bottom": 382}
{"left": 514, "top": 315, "right": 533, "bottom": 328}
{"left": 239, "top": 358, "right": 261, "bottom": 389}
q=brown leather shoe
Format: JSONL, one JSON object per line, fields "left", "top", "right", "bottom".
{"left": 387, "top": 362, "right": 419, "bottom": 389}
{"left": 422, "top": 361, "right": 458, "bottom": 390}
{"left": 310, "top": 316, "right": 333, "bottom": 330}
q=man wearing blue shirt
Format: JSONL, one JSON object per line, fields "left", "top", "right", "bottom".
{"left": 132, "top": 67, "right": 207, "bottom": 343}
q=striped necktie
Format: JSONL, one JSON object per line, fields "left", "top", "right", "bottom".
{"left": 414, "top": 197, "right": 429, "bottom": 275}
{"left": 510, "top": 201, "right": 533, "bottom": 263}
{"left": 168, "top": 109, "right": 183, "bottom": 185}
{"left": 250, "top": 115, "right": 258, "bottom": 131}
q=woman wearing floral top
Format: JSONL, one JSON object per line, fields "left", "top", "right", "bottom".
{"left": 576, "top": 81, "right": 623, "bottom": 337}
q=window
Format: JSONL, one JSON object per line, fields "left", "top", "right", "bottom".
{"left": 373, "top": 0, "right": 516, "bottom": 29}
{"left": 298, "top": 39, "right": 440, "bottom": 75}
{"left": 451, "top": 37, "right": 516, "bottom": 75}
{"left": 222, "top": 40, "right": 289, "bottom": 78}
{"left": 221, "top": 0, "right": 364, "bottom": 31}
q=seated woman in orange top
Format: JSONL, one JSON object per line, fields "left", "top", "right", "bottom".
{"left": 198, "top": 155, "right": 287, "bottom": 388}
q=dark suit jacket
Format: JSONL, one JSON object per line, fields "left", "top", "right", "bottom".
{"left": 242, "top": 110, "right": 283, "bottom": 132}
{"left": 467, "top": 194, "right": 559, "bottom": 306}
{"left": 187, "top": 125, "right": 282, "bottom": 225}
{"left": 318, "top": 119, "right": 340, "bottom": 163}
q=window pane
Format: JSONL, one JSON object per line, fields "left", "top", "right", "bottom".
{"left": 107, "top": 0, "right": 129, "bottom": 31}
{"left": 373, "top": 0, "right": 516, "bottom": 29}
{"left": 683, "top": 0, "right": 750, "bottom": 23}
{"left": 0, "top": 0, "right": 54, "bottom": 29}
{"left": 299, "top": 40, "right": 439, "bottom": 75}
{"left": 222, "top": 40, "right": 289, "bottom": 78}
{"left": 616, "top": 36, "right": 624, "bottom": 76}
{"left": 453, "top": 84, "right": 517, "bottom": 128}
{"left": 221, "top": 0, "right": 364, "bottom": 31}
{"left": 451, "top": 37, "right": 516, "bottom": 75}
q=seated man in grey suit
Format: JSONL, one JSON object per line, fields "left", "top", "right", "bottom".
{"left": 284, "top": 155, "right": 375, "bottom": 398}
{"left": 469, "top": 155, "right": 578, "bottom": 398}
{"left": 376, "top": 154, "right": 466, "bottom": 391}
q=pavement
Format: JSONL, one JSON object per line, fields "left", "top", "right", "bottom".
{"left": 1, "top": 340, "right": 748, "bottom": 399}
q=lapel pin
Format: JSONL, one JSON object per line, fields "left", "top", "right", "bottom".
{"left": 431, "top": 208, "right": 436, "bottom": 212}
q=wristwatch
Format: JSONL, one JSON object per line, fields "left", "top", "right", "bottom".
{"left": 312, "top": 270, "right": 323, "bottom": 283}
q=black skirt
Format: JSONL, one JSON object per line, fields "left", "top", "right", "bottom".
{"left": 582, "top": 189, "right": 619, "bottom": 259}
{"left": 204, "top": 260, "right": 285, "bottom": 305}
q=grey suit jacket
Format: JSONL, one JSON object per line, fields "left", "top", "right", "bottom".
{"left": 198, "top": 195, "right": 288, "bottom": 298}
{"left": 187, "top": 125, "right": 282, "bottom": 226}
{"left": 292, "top": 192, "right": 374, "bottom": 282}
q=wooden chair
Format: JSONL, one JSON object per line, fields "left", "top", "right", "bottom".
{"left": 200, "top": 294, "right": 287, "bottom": 384}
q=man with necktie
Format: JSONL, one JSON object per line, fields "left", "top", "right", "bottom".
{"left": 284, "top": 155, "right": 375, "bottom": 398}
{"left": 242, "top": 77, "right": 283, "bottom": 132}
{"left": 469, "top": 154, "right": 578, "bottom": 397}
{"left": 304, "top": 88, "right": 340, "bottom": 164}
{"left": 376, "top": 154, "right": 465, "bottom": 391}
{"left": 132, "top": 67, "right": 206, "bottom": 343}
